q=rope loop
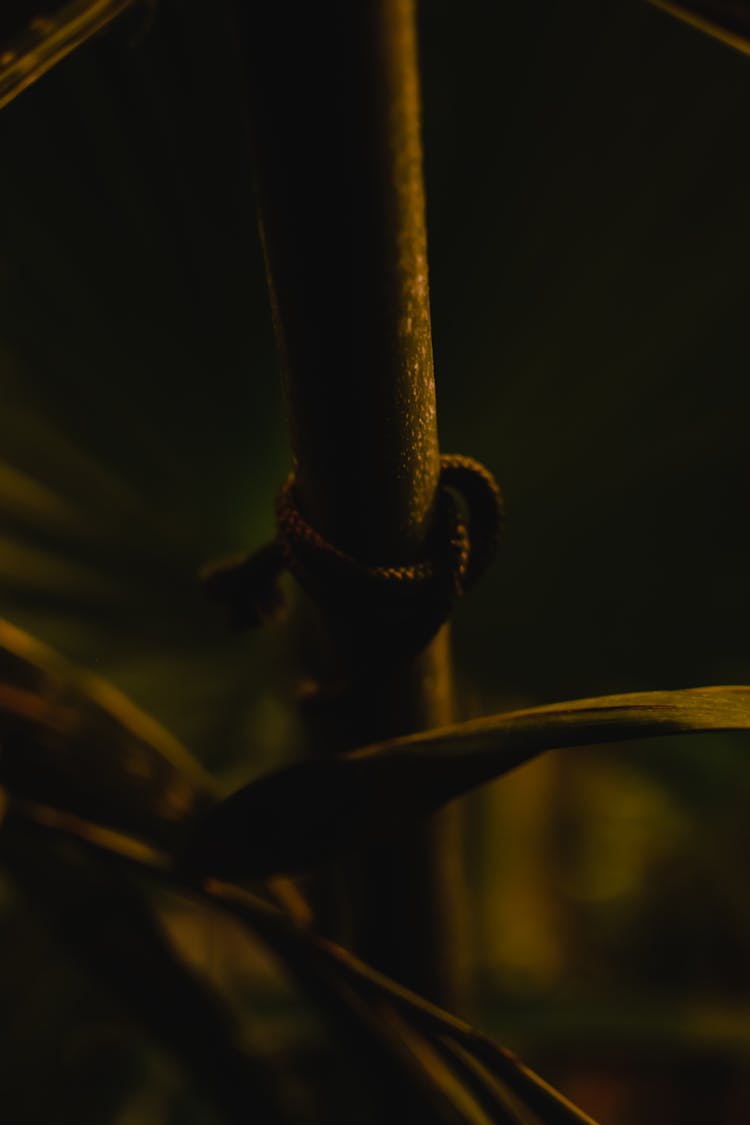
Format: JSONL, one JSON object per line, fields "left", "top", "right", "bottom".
{"left": 201, "top": 454, "right": 503, "bottom": 663}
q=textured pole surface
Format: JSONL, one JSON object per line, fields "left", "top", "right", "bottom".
{"left": 243, "top": 0, "right": 440, "bottom": 556}
{"left": 240, "top": 0, "right": 462, "bottom": 1003}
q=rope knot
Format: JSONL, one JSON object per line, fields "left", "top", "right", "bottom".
{"left": 201, "top": 454, "right": 503, "bottom": 664}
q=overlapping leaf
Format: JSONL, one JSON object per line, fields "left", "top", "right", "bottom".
{"left": 0, "top": 632, "right": 565, "bottom": 1121}
{"left": 183, "top": 686, "right": 750, "bottom": 879}
{"left": 204, "top": 880, "right": 599, "bottom": 1125}
{"left": 0, "top": 619, "right": 215, "bottom": 850}
{"left": 0, "top": 0, "right": 143, "bottom": 111}
{"left": 3, "top": 630, "right": 747, "bottom": 1123}
{"left": 1, "top": 812, "right": 288, "bottom": 1124}
{"left": 0, "top": 790, "right": 600, "bottom": 1125}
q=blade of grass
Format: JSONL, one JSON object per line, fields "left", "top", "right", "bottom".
{"left": 0, "top": 814, "right": 289, "bottom": 1125}
{"left": 202, "top": 877, "right": 489, "bottom": 1124}
{"left": 309, "top": 936, "right": 599, "bottom": 1125}
{"left": 0, "top": 619, "right": 215, "bottom": 849}
{"left": 0, "top": 0, "right": 144, "bottom": 111}
{"left": 182, "top": 686, "right": 750, "bottom": 879}
{"left": 647, "top": 1, "right": 750, "bottom": 56}
{"left": 379, "top": 1009, "right": 502, "bottom": 1125}
{"left": 290, "top": 974, "right": 480, "bottom": 1125}
{"left": 422, "top": 1035, "right": 536, "bottom": 1125}
{"left": 194, "top": 879, "right": 600, "bottom": 1125}
{"left": 1, "top": 796, "right": 482, "bottom": 1125}
{"left": 2, "top": 788, "right": 598, "bottom": 1125}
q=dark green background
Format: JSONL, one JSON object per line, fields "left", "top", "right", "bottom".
{"left": 2, "top": 1, "right": 749, "bottom": 719}
{"left": 1, "top": 2, "right": 750, "bottom": 1122}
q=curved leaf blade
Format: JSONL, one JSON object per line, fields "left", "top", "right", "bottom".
{"left": 0, "top": 814, "right": 289, "bottom": 1125}
{"left": 421, "top": 1037, "right": 532, "bottom": 1125}
{"left": 1, "top": 792, "right": 600, "bottom": 1125}
{"left": 2, "top": 798, "right": 495, "bottom": 1125}
{"left": 0, "top": 619, "right": 215, "bottom": 849}
{"left": 311, "top": 939, "right": 598, "bottom": 1125}
{"left": 183, "top": 686, "right": 750, "bottom": 878}
{"left": 205, "top": 880, "right": 601, "bottom": 1125}
{"left": 0, "top": 0, "right": 143, "bottom": 112}
{"left": 648, "top": 1, "right": 750, "bottom": 56}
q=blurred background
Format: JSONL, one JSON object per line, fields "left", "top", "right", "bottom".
{"left": 1, "top": 1, "right": 750, "bottom": 1121}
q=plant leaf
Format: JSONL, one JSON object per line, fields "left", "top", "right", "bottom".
{"left": 204, "top": 879, "right": 601, "bottom": 1125}
{"left": 420, "top": 1036, "right": 532, "bottom": 1125}
{"left": 648, "top": 1, "right": 750, "bottom": 56}
{"left": 0, "top": 810, "right": 290, "bottom": 1125}
{"left": 182, "top": 686, "right": 750, "bottom": 879}
{"left": 0, "top": 619, "right": 215, "bottom": 851}
{"left": 1, "top": 797, "right": 499, "bottom": 1125}
{"left": 307, "top": 935, "right": 598, "bottom": 1125}
{"left": 1, "top": 790, "right": 600, "bottom": 1125}
{"left": 200, "top": 881, "right": 490, "bottom": 1125}
{"left": 0, "top": 0, "right": 144, "bottom": 112}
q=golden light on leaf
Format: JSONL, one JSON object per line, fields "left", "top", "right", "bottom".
{"left": 649, "top": 0, "right": 750, "bottom": 55}
{"left": 0, "top": 0, "right": 142, "bottom": 111}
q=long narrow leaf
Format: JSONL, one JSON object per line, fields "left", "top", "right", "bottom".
{"left": 198, "top": 879, "right": 600, "bottom": 1125}
{"left": 0, "top": 620, "right": 215, "bottom": 849}
{"left": 184, "top": 686, "right": 750, "bottom": 879}
{"left": 410, "top": 1035, "right": 533, "bottom": 1125}
{"left": 1, "top": 791, "right": 599, "bottom": 1125}
{"left": 0, "top": 0, "right": 143, "bottom": 111}
{"left": 310, "top": 933, "right": 598, "bottom": 1125}
{"left": 648, "top": 1, "right": 750, "bottom": 55}
{"left": 0, "top": 812, "right": 288, "bottom": 1125}
{"left": 1, "top": 802, "right": 493, "bottom": 1125}
{"left": 201, "top": 876, "right": 489, "bottom": 1125}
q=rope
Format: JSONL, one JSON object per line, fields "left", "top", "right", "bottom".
{"left": 201, "top": 454, "right": 503, "bottom": 665}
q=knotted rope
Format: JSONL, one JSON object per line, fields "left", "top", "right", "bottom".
{"left": 201, "top": 454, "right": 503, "bottom": 664}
